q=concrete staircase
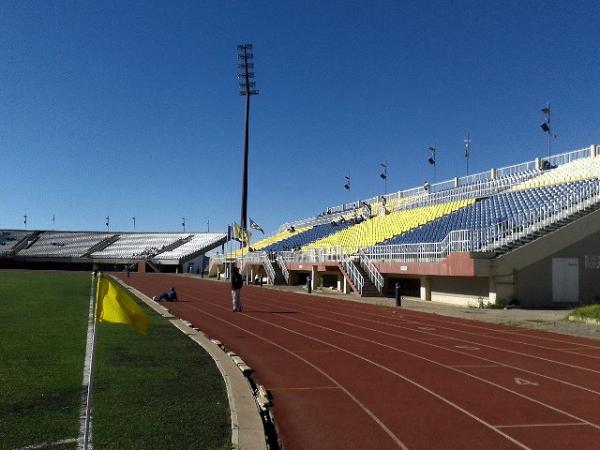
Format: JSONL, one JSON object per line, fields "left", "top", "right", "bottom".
{"left": 339, "top": 259, "right": 381, "bottom": 297}
{"left": 495, "top": 202, "right": 600, "bottom": 256}
{"left": 270, "top": 260, "right": 287, "bottom": 285}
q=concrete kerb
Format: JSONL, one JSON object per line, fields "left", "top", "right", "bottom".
{"left": 110, "top": 276, "right": 267, "bottom": 450}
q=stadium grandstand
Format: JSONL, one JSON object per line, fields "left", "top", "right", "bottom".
{"left": 211, "top": 144, "right": 600, "bottom": 308}
{"left": 0, "top": 230, "right": 226, "bottom": 274}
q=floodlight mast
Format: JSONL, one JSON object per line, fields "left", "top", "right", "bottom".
{"left": 464, "top": 133, "right": 471, "bottom": 176}
{"left": 237, "top": 44, "right": 259, "bottom": 248}
{"left": 540, "top": 102, "right": 553, "bottom": 158}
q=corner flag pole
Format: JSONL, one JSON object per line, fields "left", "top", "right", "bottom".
{"left": 79, "top": 272, "right": 99, "bottom": 450}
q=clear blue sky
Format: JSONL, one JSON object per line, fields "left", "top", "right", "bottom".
{"left": 1, "top": 1, "right": 598, "bottom": 237}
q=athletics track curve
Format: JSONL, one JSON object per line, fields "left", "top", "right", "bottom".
{"left": 116, "top": 273, "right": 600, "bottom": 450}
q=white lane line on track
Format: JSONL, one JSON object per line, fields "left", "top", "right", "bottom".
{"left": 392, "top": 313, "right": 600, "bottom": 350}
{"left": 181, "top": 294, "right": 532, "bottom": 450}
{"left": 243, "top": 300, "right": 600, "bottom": 432}
{"left": 268, "top": 308, "right": 600, "bottom": 430}
{"left": 180, "top": 301, "right": 409, "bottom": 449}
{"left": 495, "top": 422, "right": 589, "bottom": 429}
{"left": 251, "top": 292, "right": 600, "bottom": 392}
{"left": 396, "top": 318, "right": 600, "bottom": 361}
{"left": 385, "top": 314, "right": 600, "bottom": 357}
{"left": 450, "top": 364, "right": 503, "bottom": 368}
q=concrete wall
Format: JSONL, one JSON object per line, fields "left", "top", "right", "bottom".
{"left": 430, "top": 276, "right": 489, "bottom": 306}
{"left": 515, "top": 230, "right": 600, "bottom": 307}
{"left": 182, "top": 254, "right": 207, "bottom": 274}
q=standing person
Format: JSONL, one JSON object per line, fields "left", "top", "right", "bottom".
{"left": 231, "top": 265, "right": 243, "bottom": 312}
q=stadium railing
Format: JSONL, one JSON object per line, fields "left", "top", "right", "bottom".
{"left": 276, "top": 254, "right": 290, "bottom": 284}
{"left": 278, "top": 145, "right": 596, "bottom": 232}
{"left": 364, "top": 179, "right": 600, "bottom": 262}
{"left": 339, "top": 251, "right": 364, "bottom": 295}
{"left": 358, "top": 250, "right": 384, "bottom": 293}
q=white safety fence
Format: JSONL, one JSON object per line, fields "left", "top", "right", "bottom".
{"left": 279, "top": 145, "right": 595, "bottom": 231}
{"left": 365, "top": 180, "right": 600, "bottom": 262}
{"left": 276, "top": 254, "right": 290, "bottom": 284}
{"left": 358, "top": 250, "right": 384, "bottom": 293}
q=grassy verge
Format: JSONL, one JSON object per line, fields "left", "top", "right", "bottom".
{"left": 0, "top": 271, "right": 230, "bottom": 450}
{"left": 90, "top": 279, "right": 230, "bottom": 450}
{"left": 570, "top": 304, "right": 600, "bottom": 322}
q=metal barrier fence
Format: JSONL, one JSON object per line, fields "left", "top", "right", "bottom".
{"left": 279, "top": 145, "right": 596, "bottom": 232}
{"left": 364, "top": 180, "right": 600, "bottom": 262}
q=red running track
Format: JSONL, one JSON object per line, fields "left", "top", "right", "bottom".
{"left": 117, "top": 274, "right": 600, "bottom": 450}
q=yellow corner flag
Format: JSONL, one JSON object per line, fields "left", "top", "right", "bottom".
{"left": 96, "top": 275, "right": 149, "bottom": 335}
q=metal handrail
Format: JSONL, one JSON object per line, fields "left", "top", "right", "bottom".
{"left": 279, "top": 145, "right": 596, "bottom": 231}
{"left": 261, "top": 252, "right": 276, "bottom": 283}
{"left": 358, "top": 250, "right": 384, "bottom": 293}
{"left": 276, "top": 254, "right": 289, "bottom": 283}
{"left": 339, "top": 251, "right": 364, "bottom": 295}
{"left": 365, "top": 180, "right": 600, "bottom": 262}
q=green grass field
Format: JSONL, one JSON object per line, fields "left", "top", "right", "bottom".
{"left": 0, "top": 271, "right": 230, "bottom": 450}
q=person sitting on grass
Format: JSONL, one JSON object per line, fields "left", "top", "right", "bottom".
{"left": 153, "top": 287, "right": 178, "bottom": 302}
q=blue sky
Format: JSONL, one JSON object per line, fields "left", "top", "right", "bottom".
{"left": 1, "top": 1, "right": 598, "bottom": 236}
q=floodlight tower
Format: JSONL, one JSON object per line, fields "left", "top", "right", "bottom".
{"left": 181, "top": 217, "right": 186, "bottom": 233}
{"left": 23, "top": 214, "right": 27, "bottom": 229}
{"left": 105, "top": 216, "right": 110, "bottom": 231}
{"left": 237, "top": 44, "right": 259, "bottom": 244}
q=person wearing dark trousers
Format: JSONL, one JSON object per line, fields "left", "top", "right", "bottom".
{"left": 231, "top": 265, "right": 243, "bottom": 312}
{"left": 153, "top": 287, "right": 177, "bottom": 302}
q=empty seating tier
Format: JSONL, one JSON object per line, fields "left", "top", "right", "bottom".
{"left": 226, "top": 226, "right": 310, "bottom": 257}
{"left": 304, "top": 199, "right": 474, "bottom": 254}
{"left": 261, "top": 222, "right": 354, "bottom": 253}
{"left": 513, "top": 156, "right": 600, "bottom": 191}
{"left": 92, "top": 233, "right": 189, "bottom": 259}
{"left": 155, "top": 233, "right": 226, "bottom": 260}
{"left": 385, "top": 180, "right": 597, "bottom": 246}
{"left": 18, "top": 232, "right": 113, "bottom": 258}
{"left": 0, "top": 230, "right": 32, "bottom": 256}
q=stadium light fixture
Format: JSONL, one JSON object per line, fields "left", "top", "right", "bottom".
{"left": 540, "top": 102, "right": 555, "bottom": 158}
{"left": 105, "top": 216, "right": 110, "bottom": 231}
{"left": 464, "top": 133, "right": 471, "bottom": 176}
{"left": 380, "top": 162, "right": 387, "bottom": 195}
{"left": 182, "top": 217, "right": 186, "bottom": 232}
{"left": 237, "top": 43, "right": 259, "bottom": 248}
{"left": 344, "top": 175, "right": 351, "bottom": 190}
{"left": 23, "top": 214, "right": 27, "bottom": 229}
{"left": 427, "top": 146, "right": 437, "bottom": 184}
{"left": 132, "top": 216, "right": 136, "bottom": 231}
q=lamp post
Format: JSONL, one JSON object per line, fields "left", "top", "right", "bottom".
{"left": 464, "top": 133, "right": 471, "bottom": 176}
{"left": 181, "top": 217, "right": 186, "bottom": 233}
{"left": 132, "top": 216, "right": 136, "bottom": 231}
{"left": 540, "top": 102, "right": 554, "bottom": 158}
{"left": 344, "top": 175, "right": 351, "bottom": 191}
{"left": 237, "top": 44, "right": 259, "bottom": 249}
{"left": 23, "top": 214, "right": 27, "bottom": 229}
{"left": 105, "top": 216, "right": 110, "bottom": 231}
{"left": 380, "top": 162, "right": 387, "bottom": 195}
{"left": 427, "top": 146, "right": 437, "bottom": 184}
